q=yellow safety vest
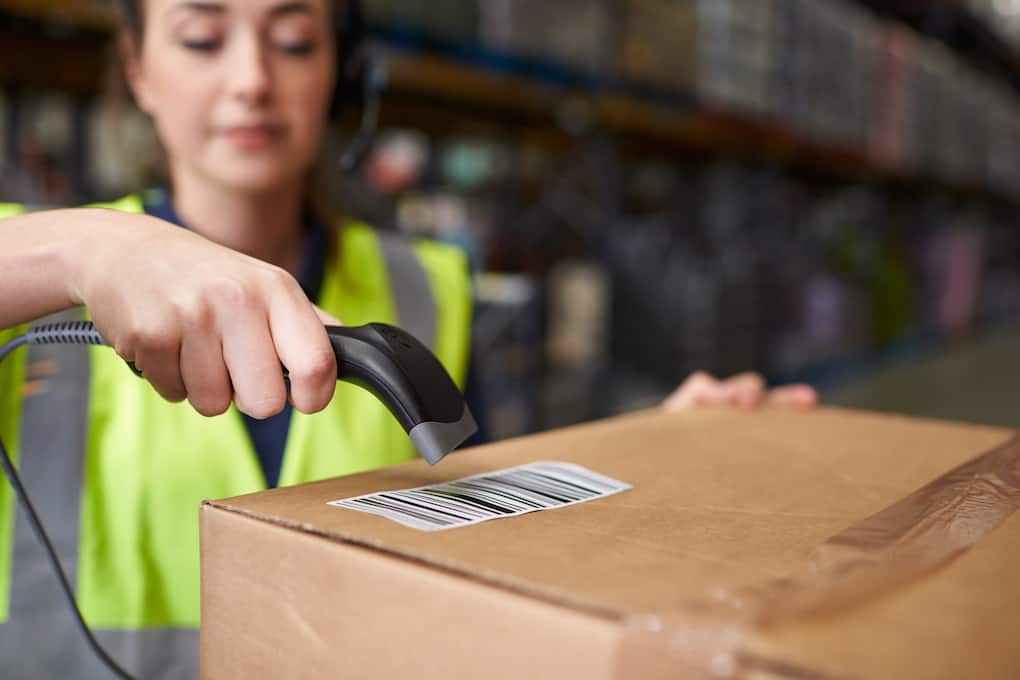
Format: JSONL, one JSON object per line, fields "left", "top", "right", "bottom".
{"left": 0, "top": 196, "right": 472, "bottom": 678}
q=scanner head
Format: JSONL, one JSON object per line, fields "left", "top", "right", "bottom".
{"left": 326, "top": 324, "right": 477, "bottom": 464}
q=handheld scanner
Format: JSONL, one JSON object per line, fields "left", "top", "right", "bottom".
{"left": 325, "top": 324, "right": 477, "bottom": 464}
{"left": 25, "top": 321, "right": 477, "bottom": 465}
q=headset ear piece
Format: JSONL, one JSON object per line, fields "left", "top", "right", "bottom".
{"left": 337, "top": 45, "right": 386, "bottom": 172}
{"left": 331, "top": 0, "right": 366, "bottom": 109}
{"left": 329, "top": 0, "right": 380, "bottom": 171}
{"left": 329, "top": 54, "right": 360, "bottom": 120}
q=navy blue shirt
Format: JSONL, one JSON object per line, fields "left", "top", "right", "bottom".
{"left": 143, "top": 190, "right": 486, "bottom": 487}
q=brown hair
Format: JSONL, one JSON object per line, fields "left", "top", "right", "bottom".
{"left": 102, "top": 1, "right": 163, "bottom": 193}
{"left": 114, "top": 0, "right": 143, "bottom": 36}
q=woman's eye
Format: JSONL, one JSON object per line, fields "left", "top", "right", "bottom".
{"left": 181, "top": 39, "right": 221, "bottom": 52}
{"left": 278, "top": 42, "right": 315, "bottom": 57}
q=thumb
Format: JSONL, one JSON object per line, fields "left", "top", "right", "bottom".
{"left": 313, "top": 305, "right": 343, "bottom": 327}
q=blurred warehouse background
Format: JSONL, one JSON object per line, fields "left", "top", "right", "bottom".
{"left": 2, "top": 0, "right": 1019, "bottom": 437}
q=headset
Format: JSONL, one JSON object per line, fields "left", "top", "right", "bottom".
{"left": 329, "top": 0, "right": 387, "bottom": 171}
{"left": 115, "top": 0, "right": 383, "bottom": 171}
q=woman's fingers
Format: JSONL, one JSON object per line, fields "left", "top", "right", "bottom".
{"left": 180, "top": 312, "right": 232, "bottom": 417}
{"left": 718, "top": 372, "right": 766, "bottom": 409}
{"left": 130, "top": 325, "right": 187, "bottom": 403}
{"left": 220, "top": 302, "right": 288, "bottom": 420}
{"left": 77, "top": 215, "right": 346, "bottom": 418}
{"left": 765, "top": 384, "right": 819, "bottom": 408}
{"left": 663, "top": 372, "right": 724, "bottom": 411}
{"left": 663, "top": 371, "right": 818, "bottom": 413}
{"left": 268, "top": 279, "right": 337, "bottom": 415}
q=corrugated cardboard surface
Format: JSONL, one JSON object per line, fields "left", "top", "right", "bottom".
{"left": 748, "top": 510, "right": 1020, "bottom": 679}
{"left": 202, "top": 407, "right": 1019, "bottom": 678}
{"left": 201, "top": 504, "right": 621, "bottom": 680}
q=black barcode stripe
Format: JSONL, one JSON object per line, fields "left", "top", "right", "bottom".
{"left": 507, "top": 471, "right": 594, "bottom": 500}
{"left": 353, "top": 496, "right": 454, "bottom": 526}
{"left": 350, "top": 497, "right": 452, "bottom": 527}
{"left": 387, "top": 494, "right": 483, "bottom": 522}
{"left": 485, "top": 475, "right": 577, "bottom": 504}
{"left": 330, "top": 462, "right": 632, "bottom": 532}
{"left": 537, "top": 465, "right": 615, "bottom": 492}
{"left": 378, "top": 493, "right": 472, "bottom": 522}
{"left": 415, "top": 489, "right": 510, "bottom": 516}
{"left": 451, "top": 479, "right": 556, "bottom": 509}
{"left": 546, "top": 466, "right": 619, "bottom": 494}
{"left": 421, "top": 488, "right": 517, "bottom": 515}
{"left": 451, "top": 480, "right": 545, "bottom": 509}
{"left": 523, "top": 470, "right": 602, "bottom": 495}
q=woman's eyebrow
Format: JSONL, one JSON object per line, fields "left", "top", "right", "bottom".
{"left": 167, "top": 1, "right": 227, "bottom": 17}
{"left": 267, "top": 2, "right": 319, "bottom": 18}
{"left": 161, "top": 1, "right": 321, "bottom": 26}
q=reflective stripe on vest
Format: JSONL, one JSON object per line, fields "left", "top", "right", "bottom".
{"left": 378, "top": 232, "right": 436, "bottom": 349}
{"left": 0, "top": 310, "right": 198, "bottom": 679}
{"left": 0, "top": 197, "right": 468, "bottom": 678}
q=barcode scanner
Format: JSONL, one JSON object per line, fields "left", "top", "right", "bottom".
{"left": 21, "top": 321, "right": 477, "bottom": 465}
{"left": 324, "top": 324, "right": 477, "bottom": 464}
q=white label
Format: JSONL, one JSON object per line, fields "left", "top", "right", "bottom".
{"left": 328, "top": 462, "right": 632, "bottom": 532}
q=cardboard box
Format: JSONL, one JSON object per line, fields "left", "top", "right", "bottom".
{"left": 200, "top": 407, "right": 1020, "bottom": 679}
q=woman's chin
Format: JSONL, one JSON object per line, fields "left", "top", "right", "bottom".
{"left": 205, "top": 163, "right": 306, "bottom": 195}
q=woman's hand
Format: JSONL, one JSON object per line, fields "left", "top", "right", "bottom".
{"left": 662, "top": 371, "right": 817, "bottom": 413}
{"left": 69, "top": 209, "right": 339, "bottom": 419}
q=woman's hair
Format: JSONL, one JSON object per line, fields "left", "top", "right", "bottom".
{"left": 102, "top": 1, "right": 163, "bottom": 193}
{"left": 114, "top": 0, "right": 143, "bottom": 36}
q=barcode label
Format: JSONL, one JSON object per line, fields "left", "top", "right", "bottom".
{"left": 328, "top": 462, "right": 632, "bottom": 532}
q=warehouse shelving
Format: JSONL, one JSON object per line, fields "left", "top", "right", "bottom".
{"left": 2, "top": 2, "right": 1019, "bottom": 434}
{"left": 1, "top": 3, "right": 1016, "bottom": 205}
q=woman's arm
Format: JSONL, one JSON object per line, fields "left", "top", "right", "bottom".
{"left": 0, "top": 208, "right": 109, "bottom": 328}
{"left": 0, "top": 208, "right": 339, "bottom": 418}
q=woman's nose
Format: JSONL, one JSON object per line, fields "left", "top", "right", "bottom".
{"left": 225, "top": 30, "right": 272, "bottom": 106}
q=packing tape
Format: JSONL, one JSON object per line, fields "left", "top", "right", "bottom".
{"left": 615, "top": 433, "right": 1020, "bottom": 679}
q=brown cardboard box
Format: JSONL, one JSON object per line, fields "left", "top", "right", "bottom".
{"left": 200, "top": 407, "right": 1020, "bottom": 679}
{"left": 619, "top": 0, "right": 699, "bottom": 94}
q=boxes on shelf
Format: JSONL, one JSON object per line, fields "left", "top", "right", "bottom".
{"left": 776, "top": 0, "right": 879, "bottom": 145}
{"left": 542, "top": 260, "right": 612, "bottom": 429}
{"left": 910, "top": 41, "right": 956, "bottom": 180}
{"left": 618, "top": 0, "right": 699, "bottom": 95}
{"left": 618, "top": 0, "right": 779, "bottom": 112}
{"left": 697, "top": 0, "right": 779, "bottom": 115}
{"left": 870, "top": 23, "right": 919, "bottom": 170}
{"left": 472, "top": 272, "right": 544, "bottom": 441}
{"left": 479, "top": 0, "right": 618, "bottom": 77}
{"left": 362, "top": 0, "right": 479, "bottom": 43}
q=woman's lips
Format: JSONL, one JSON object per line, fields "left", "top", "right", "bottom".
{"left": 221, "top": 124, "right": 283, "bottom": 147}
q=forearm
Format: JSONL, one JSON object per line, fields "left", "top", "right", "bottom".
{"left": 0, "top": 208, "right": 120, "bottom": 328}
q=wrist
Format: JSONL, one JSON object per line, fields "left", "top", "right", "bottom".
{"left": 62, "top": 208, "right": 128, "bottom": 307}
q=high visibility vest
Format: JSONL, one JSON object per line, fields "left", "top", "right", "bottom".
{"left": 0, "top": 196, "right": 472, "bottom": 679}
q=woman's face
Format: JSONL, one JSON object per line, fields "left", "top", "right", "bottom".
{"left": 126, "top": 0, "right": 336, "bottom": 193}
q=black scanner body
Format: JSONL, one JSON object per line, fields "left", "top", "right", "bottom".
{"left": 326, "top": 324, "right": 477, "bottom": 464}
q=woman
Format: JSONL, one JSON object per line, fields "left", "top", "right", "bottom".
{"left": 0, "top": 1, "right": 815, "bottom": 677}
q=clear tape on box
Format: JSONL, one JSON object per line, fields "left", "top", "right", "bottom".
{"left": 615, "top": 433, "right": 1020, "bottom": 679}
